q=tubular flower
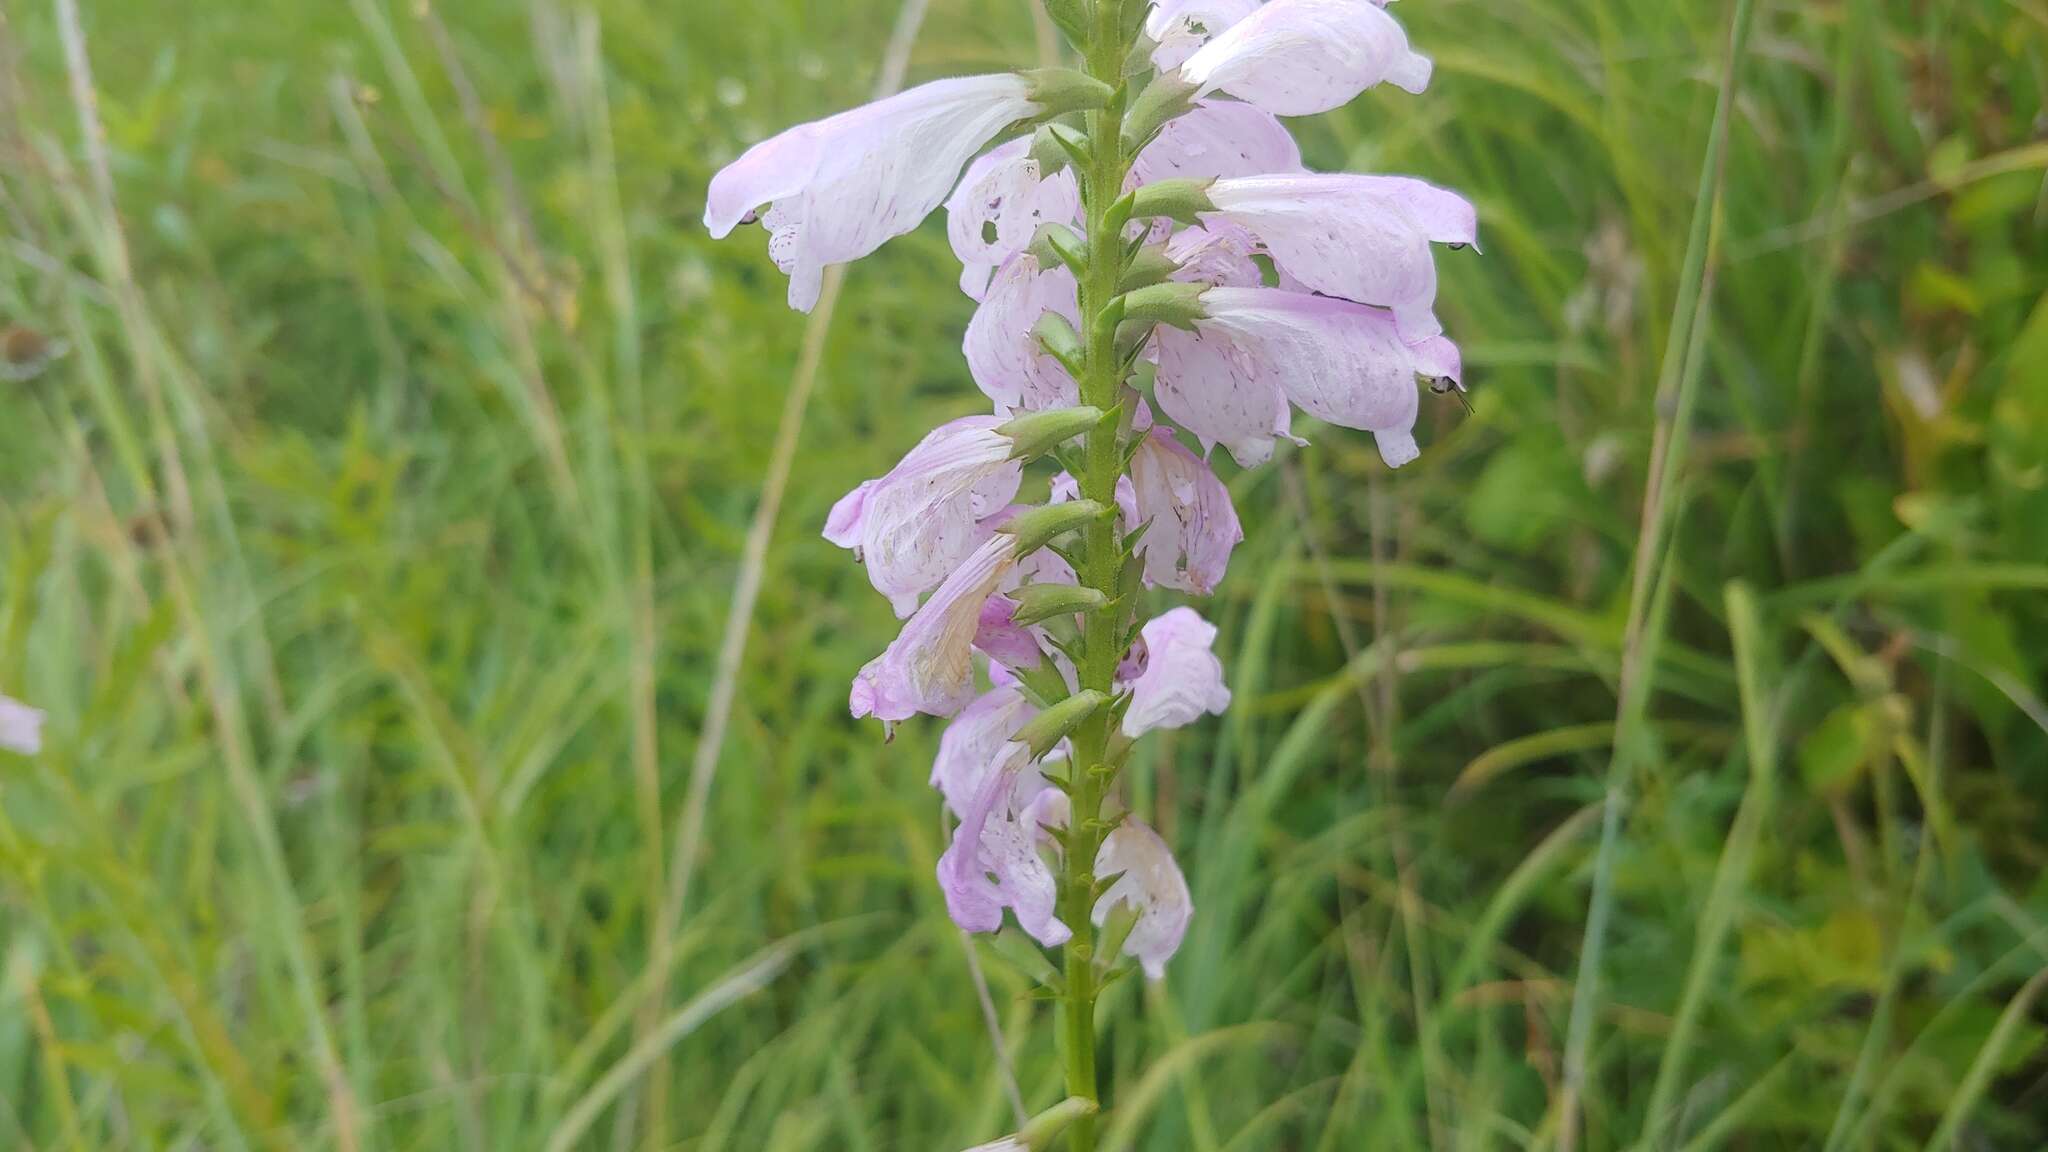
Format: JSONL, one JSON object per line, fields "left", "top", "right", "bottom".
{"left": 1202, "top": 173, "right": 1477, "bottom": 341}
{"left": 931, "top": 686, "right": 1040, "bottom": 817}
{"left": 1092, "top": 819, "right": 1194, "bottom": 979}
{"left": 938, "top": 741, "right": 1071, "bottom": 947}
{"left": 1177, "top": 0, "right": 1432, "bottom": 116}
{"left": 947, "top": 138, "right": 1082, "bottom": 300}
{"left": 964, "top": 255, "right": 1082, "bottom": 414}
{"left": 851, "top": 533, "right": 1019, "bottom": 723}
{"left": 0, "top": 693, "right": 42, "bottom": 755}
{"left": 1128, "top": 426, "right": 1242, "bottom": 594}
{"left": 825, "top": 416, "right": 1023, "bottom": 617}
{"left": 1154, "top": 287, "right": 1462, "bottom": 468}
{"left": 1120, "top": 607, "right": 1232, "bottom": 737}
{"left": 705, "top": 75, "right": 1041, "bottom": 311}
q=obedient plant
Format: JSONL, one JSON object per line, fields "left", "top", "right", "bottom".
{"left": 706, "top": 0, "right": 1468, "bottom": 1145}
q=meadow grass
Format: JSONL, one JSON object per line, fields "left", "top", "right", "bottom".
{"left": 2, "top": 1, "right": 2045, "bottom": 1149}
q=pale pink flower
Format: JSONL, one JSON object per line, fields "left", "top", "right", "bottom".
{"left": 1154, "top": 287, "right": 1461, "bottom": 468}
{"left": 938, "top": 741, "right": 1071, "bottom": 946}
{"left": 1146, "top": 0, "right": 1261, "bottom": 71}
{"left": 1129, "top": 427, "right": 1242, "bottom": 594}
{"left": 825, "top": 416, "right": 1023, "bottom": 616}
{"left": 1177, "top": 0, "right": 1432, "bottom": 116}
{"left": 931, "top": 685, "right": 1041, "bottom": 817}
{"left": 974, "top": 595, "right": 1047, "bottom": 673}
{"left": 851, "top": 534, "right": 1019, "bottom": 723}
{"left": 1092, "top": 818, "right": 1193, "bottom": 978}
{"left": 0, "top": 693, "right": 43, "bottom": 755}
{"left": 705, "top": 75, "right": 1040, "bottom": 311}
{"left": 946, "top": 138, "right": 1081, "bottom": 300}
{"left": 1203, "top": 173, "right": 1476, "bottom": 341}
{"left": 1120, "top": 607, "right": 1232, "bottom": 737}
{"left": 1130, "top": 99, "right": 1302, "bottom": 188}
{"left": 964, "top": 255, "right": 1082, "bottom": 415}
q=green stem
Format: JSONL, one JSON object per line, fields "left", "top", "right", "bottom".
{"left": 1059, "top": 4, "right": 1136, "bottom": 1150}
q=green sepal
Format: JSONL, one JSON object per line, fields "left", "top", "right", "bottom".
{"left": 1000, "top": 405, "right": 1103, "bottom": 462}
{"left": 1046, "top": 121, "right": 1092, "bottom": 170}
{"left": 1009, "top": 657, "right": 1074, "bottom": 709}
{"left": 1009, "top": 583, "right": 1111, "bottom": 627}
{"left": 1122, "top": 31, "right": 1160, "bottom": 79}
{"left": 1047, "top": 539, "right": 1088, "bottom": 575}
{"left": 1090, "top": 292, "right": 1130, "bottom": 348}
{"left": 991, "top": 927, "right": 1063, "bottom": 989}
{"left": 1129, "top": 176, "right": 1215, "bottom": 224}
{"left": 1033, "top": 312, "right": 1087, "bottom": 378}
{"left": 1000, "top": 500, "right": 1109, "bottom": 555}
{"left": 1020, "top": 1098, "right": 1100, "bottom": 1152}
{"left": 1022, "top": 68, "right": 1116, "bottom": 119}
{"left": 1013, "top": 690, "right": 1108, "bottom": 759}
{"left": 1118, "top": 242, "right": 1178, "bottom": 293}
{"left": 1103, "top": 190, "right": 1139, "bottom": 240}
{"left": 1095, "top": 961, "right": 1138, "bottom": 995}
{"left": 1094, "top": 905, "right": 1139, "bottom": 974}
{"left": 1120, "top": 72, "right": 1198, "bottom": 155}
{"left": 1028, "top": 124, "right": 1074, "bottom": 179}
{"left": 1045, "top": 629, "right": 1088, "bottom": 669}
{"left": 1029, "top": 222, "right": 1090, "bottom": 279}
{"left": 1038, "top": 0, "right": 1092, "bottom": 51}
{"left": 1119, "top": 281, "right": 1207, "bottom": 330}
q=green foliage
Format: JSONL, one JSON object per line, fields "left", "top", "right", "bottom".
{"left": 1, "top": 0, "right": 2044, "bottom": 1150}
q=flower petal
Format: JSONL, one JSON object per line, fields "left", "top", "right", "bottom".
{"left": 1091, "top": 819, "right": 1193, "bottom": 979}
{"left": 0, "top": 693, "right": 43, "bottom": 755}
{"left": 1130, "top": 99, "right": 1302, "bottom": 188}
{"left": 1129, "top": 427, "right": 1242, "bottom": 594}
{"left": 1146, "top": 0, "right": 1262, "bottom": 71}
{"left": 1152, "top": 322, "right": 1296, "bottom": 469}
{"left": 931, "top": 686, "right": 1040, "bottom": 818}
{"left": 705, "top": 75, "right": 1040, "bottom": 311}
{"left": 946, "top": 139, "right": 1082, "bottom": 300}
{"left": 1206, "top": 173, "right": 1475, "bottom": 341}
{"left": 1178, "top": 0, "right": 1432, "bottom": 117}
{"left": 827, "top": 416, "right": 1023, "bottom": 615}
{"left": 1181, "top": 287, "right": 1459, "bottom": 468}
{"left": 852, "top": 534, "right": 1018, "bottom": 722}
{"left": 964, "top": 255, "right": 1082, "bottom": 415}
{"left": 938, "top": 741, "right": 1071, "bottom": 946}
{"left": 1120, "top": 607, "right": 1231, "bottom": 737}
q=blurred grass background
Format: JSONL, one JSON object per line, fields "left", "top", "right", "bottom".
{"left": 2, "top": 0, "right": 2046, "bottom": 1149}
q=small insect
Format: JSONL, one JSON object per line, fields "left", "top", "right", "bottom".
{"left": 1, "top": 323, "right": 68, "bottom": 383}
{"left": 1429, "top": 376, "right": 1473, "bottom": 414}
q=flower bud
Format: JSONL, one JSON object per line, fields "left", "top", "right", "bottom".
{"left": 998, "top": 405, "right": 1104, "bottom": 462}
{"left": 1012, "top": 690, "right": 1107, "bottom": 760}
{"left": 1032, "top": 311, "right": 1085, "bottom": 376}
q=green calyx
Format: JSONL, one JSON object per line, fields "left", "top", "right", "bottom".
{"left": 1008, "top": 583, "right": 1112, "bottom": 627}
{"left": 1128, "top": 177, "right": 1215, "bottom": 225}
{"left": 1023, "top": 68, "right": 1117, "bottom": 119}
{"left": 1013, "top": 691, "right": 1108, "bottom": 760}
{"left": 1120, "top": 72, "right": 1198, "bottom": 155}
{"left": 1117, "top": 280, "right": 1208, "bottom": 331}
{"left": 999, "top": 500, "right": 1111, "bottom": 555}
{"left": 999, "top": 405, "right": 1105, "bottom": 462}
